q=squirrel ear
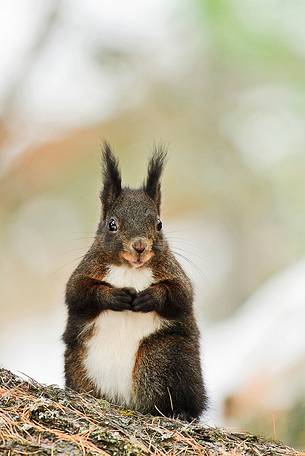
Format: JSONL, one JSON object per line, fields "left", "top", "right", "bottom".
{"left": 100, "top": 142, "right": 122, "bottom": 218}
{"left": 144, "top": 145, "right": 167, "bottom": 212}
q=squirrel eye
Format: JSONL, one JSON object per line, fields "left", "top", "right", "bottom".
{"left": 156, "top": 218, "right": 162, "bottom": 231}
{"left": 108, "top": 218, "right": 118, "bottom": 232}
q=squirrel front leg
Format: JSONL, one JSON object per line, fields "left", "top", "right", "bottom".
{"left": 132, "top": 280, "right": 192, "bottom": 320}
{"left": 66, "top": 275, "right": 135, "bottom": 319}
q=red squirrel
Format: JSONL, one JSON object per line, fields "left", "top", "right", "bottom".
{"left": 63, "top": 143, "right": 207, "bottom": 420}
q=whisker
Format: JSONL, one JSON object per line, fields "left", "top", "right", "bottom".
{"left": 54, "top": 248, "right": 92, "bottom": 264}
{"left": 154, "top": 240, "right": 207, "bottom": 263}
{"left": 171, "top": 250, "right": 197, "bottom": 268}
{"left": 166, "top": 245, "right": 207, "bottom": 263}
{"left": 71, "top": 237, "right": 96, "bottom": 241}
{"left": 165, "top": 234, "right": 197, "bottom": 245}
{"left": 169, "top": 250, "right": 207, "bottom": 280}
{"left": 51, "top": 253, "right": 88, "bottom": 275}
{"left": 70, "top": 231, "right": 96, "bottom": 236}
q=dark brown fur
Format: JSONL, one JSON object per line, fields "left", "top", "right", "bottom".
{"left": 63, "top": 143, "right": 207, "bottom": 420}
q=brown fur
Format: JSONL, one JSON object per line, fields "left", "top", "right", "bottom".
{"left": 64, "top": 323, "right": 97, "bottom": 395}
{"left": 63, "top": 144, "right": 208, "bottom": 420}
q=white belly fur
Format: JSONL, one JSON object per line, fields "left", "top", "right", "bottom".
{"left": 84, "top": 265, "right": 162, "bottom": 405}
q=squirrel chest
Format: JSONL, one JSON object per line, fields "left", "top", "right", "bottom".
{"left": 83, "top": 265, "right": 163, "bottom": 405}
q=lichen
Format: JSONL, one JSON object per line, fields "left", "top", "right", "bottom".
{"left": 0, "top": 368, "right": 301, "bottom": 456}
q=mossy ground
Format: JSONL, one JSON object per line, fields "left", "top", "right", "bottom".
{"left": 0, "top": 368, "right": 302, "bottom": 455}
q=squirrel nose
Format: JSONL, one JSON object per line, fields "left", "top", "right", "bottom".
{"left": 132, "top": 239, "right": 147, "bottom": 254}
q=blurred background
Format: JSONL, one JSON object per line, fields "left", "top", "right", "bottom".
{"left": 0, "top": 0, "right": 304, "bottom": 449}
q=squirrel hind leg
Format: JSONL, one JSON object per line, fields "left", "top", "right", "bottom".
{"left": 132, "top": 333, "right": 207, "bottom": 420}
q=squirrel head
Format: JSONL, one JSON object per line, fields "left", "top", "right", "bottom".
{"left": 97, "top": 142, "right": 167, "bottom": 268}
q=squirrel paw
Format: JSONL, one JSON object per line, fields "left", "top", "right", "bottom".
{"left": 132, "top": 289, "right": 158, "bottom": 313}
{"left": 121, "top": 287, "right": 137, "bottom": 298}
{"left": 108, "top": 288, "right": 134, "bottom": 311}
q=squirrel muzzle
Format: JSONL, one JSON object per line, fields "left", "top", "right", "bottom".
{"left": 121, "top": 237, "right": 154, "bottom": 268}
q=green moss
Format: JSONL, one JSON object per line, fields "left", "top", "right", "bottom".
{"left": 90, "top": 429, "right": 143, "bottom": 455}
{"left": 98, "top": 398, "right": 111, "bottom": 410}
{"left": 119, "top": 409, "right": 137, "bottom": 417}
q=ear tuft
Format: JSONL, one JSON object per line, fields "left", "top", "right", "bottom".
{"left": 144, "top": 145, "right": 167, "bottom": 212}
{"left": 101, "top": 142, "right": 122, "bottom": 218}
